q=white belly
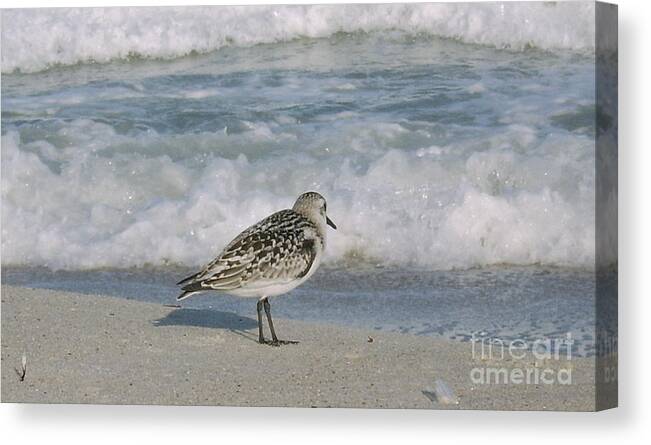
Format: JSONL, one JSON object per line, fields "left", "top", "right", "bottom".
{"left": 225, "top": 255, "right": 322, "bottom": 299}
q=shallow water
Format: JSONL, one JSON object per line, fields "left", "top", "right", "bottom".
{"left": 1, "top": 265, "right": 597, "bottom": 356}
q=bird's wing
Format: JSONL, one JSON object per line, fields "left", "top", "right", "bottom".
{"left": 180, "top": 210, "right": 317, "bottom": 292}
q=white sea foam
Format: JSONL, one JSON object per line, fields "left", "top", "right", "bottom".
{"left": 1, "top": 8, "right": 601, "bottom": 271}
{"left": 0, "top": 118, "right": 595, "bottom": 270}
{"left": 1, "top": 2, "right": 596, "bottom": 74}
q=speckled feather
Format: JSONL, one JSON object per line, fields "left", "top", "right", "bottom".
{"left": 178, "top": 209, "right": 321, "bottom": 294}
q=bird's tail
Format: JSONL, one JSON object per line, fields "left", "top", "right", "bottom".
{"left": 176, "top": 271, "right": 201, "bottom": 286}
{"left": 177, "top": 290, "right": 202, "bottom": 301}
{"left": 176, "top": 281, "right": 206, "bottom": 301}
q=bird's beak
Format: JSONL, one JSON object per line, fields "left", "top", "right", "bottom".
{"left": 326, "top": 216, "right": 337, "bottom": 230}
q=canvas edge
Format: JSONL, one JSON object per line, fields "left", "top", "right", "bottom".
{"left": 594, "top": 0, "right": 619, "bottom": 412}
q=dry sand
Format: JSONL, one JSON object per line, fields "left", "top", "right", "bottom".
{"left": 1, "top": 285, "right": 598, "bottom": 410}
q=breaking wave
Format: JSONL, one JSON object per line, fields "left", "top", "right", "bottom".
{"left": 1, "top": 2, "right": 596, "bottom": 74}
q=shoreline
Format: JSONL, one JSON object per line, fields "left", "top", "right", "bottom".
{"left": 1, "top": 285, "right": 597, "bottom": 410}
{"left": 1, "top": 265, "right": 598, "bottom": 356}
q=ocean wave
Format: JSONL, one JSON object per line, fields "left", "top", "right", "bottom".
{"left": 0, "top": 118, "right": 596, "bottom": 271}
{"left": 1, "top": 2, "right": 596, "bottom": 74}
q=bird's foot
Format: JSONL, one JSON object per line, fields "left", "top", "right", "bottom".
{"left": 259, "top": 339, "right": 299, "bottom": 347}
{"left": 275, "top": 339, "right": 300, "bottom": 346}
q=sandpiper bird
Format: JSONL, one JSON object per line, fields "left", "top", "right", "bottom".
{"left": 176, "top": 191, "right": 336, "bottom": 345}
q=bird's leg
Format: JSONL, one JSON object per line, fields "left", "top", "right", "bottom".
{"left": 256, "top": 298, "right": 265, "bottom": 344}
{"left": 262, "top": 297, "right": 279, "bottom": 343}
{"left": 263, "top": 297, "right": 298, "bottom": 345}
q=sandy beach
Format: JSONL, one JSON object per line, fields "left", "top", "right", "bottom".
{"left": 0, "top": 285, "right": 600, "bottom": 410}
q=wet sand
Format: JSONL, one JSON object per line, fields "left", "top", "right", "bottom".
{"left": 1, "top": 285, "right": 599, "bottom": 410}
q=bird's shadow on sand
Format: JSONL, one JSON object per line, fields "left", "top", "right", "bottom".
{"left": 152, "top": 308, "right": 259, "bottom": 342}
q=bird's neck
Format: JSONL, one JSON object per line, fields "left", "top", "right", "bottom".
{"left": 295, "top": 209, "right": 327, "bottom": 241}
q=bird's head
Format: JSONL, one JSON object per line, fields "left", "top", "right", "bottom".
{"left": 292, "top": 191, "right": 337, "bottom": 231}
